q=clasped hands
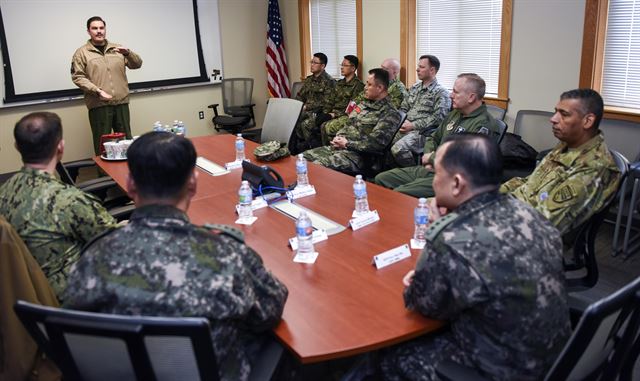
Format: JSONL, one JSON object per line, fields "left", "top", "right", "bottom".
{"left": 330, "top": 136, "right": 348, "bottom": 150}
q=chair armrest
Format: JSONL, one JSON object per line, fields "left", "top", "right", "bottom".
{"left": 78, "top": 178, "right": 118, "bottom": 195}
{"left": 107, "top": 203, "right": 135, "bottom": 222}
{"left": 62, "top": 159, "right": 98, "bottom": 182}
{"left": 435, "top": 360, "right": 490, "bottom": 381}
{"left": 208, "top": 104, "right": 220, "bottom": 117}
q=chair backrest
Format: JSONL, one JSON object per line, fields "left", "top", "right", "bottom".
{"left": 290, "top": 81, "right": 303, "bottom": 99}
{"left": 221, "top": 78, "right": 254, "bottom": 116}
{"left": 361, "top": 110, "right": 407, "bottom": 177}
{"left": 495, "top": 119, "right": 508, "bottom": 145}
{"left": 486, "top": 104, "right": 506, "bottom": 121}
{"left": 544, "top": 276, "right": 640, "bottom": 381}
{"left": 14, "top": 301, "right": 220, "bottom": 381}
{"left": 513, "top": 110, "right": 556, "bottom": 152}
{"left": 56, "top": 162, "right": 76, "bottom": 186}
{"left": 565, "top": 150, "right": 629, "bottom": 292}
{"left": 260, "top": 98, "right": 304, "bottom": 143}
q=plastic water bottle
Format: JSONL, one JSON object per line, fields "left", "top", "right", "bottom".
{"left": 413, "top": 198, "right": 429, "bottom": 244}
{"left": 296, "top": 154, "right": 309, "bottom": 187}
{"left": 152, "top": 121, "right": 163, "bottom": 132}
{"left": 177, "top": 121, "right": 186, "bottom": 136}
{"left": 235, "top": 134, "right": 245, "bottom": 162}
{"left": 238, "top": 180, "right": 253, "bottom": 218}
{"left": 296, "top": 210, "right": 314, "bottom": 255}
{"left": 172, "top": 120, "right": 179, "bottom": 134}
{"left": 353, "top": 175, "right": 369, "bottom": 214}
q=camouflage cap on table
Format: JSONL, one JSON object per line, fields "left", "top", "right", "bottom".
{"left": 254, "top": 141, "right": 290, "bottom": 161}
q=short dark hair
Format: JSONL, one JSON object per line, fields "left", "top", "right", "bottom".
{"left": 419, "top": 54, "right": 440, "bottom": 72}
{"left": 457, "top": 73, "right": 486, "bottom": 99}
{"left": 344, "top": 55, "right": 359, "bottom": 69}
{"left": 439, "top": 133, "right": 502, "bottom": 188}
{"left": 127, "top": 132, "right": 197, "bottom": 199}
{"left": 368, "top": 68, "right": 390, "bottom": 90}
{"left": 313, "top": 52, "right": 328, "bottom": 66}
{"left": 86, "top": 16, "right": 106, "bottom": 30}
{"left": 14, "top": 112, "right": 63, "bottom": 164}
{"left": 560, "top": 88, "right": 604, "bottom": 130}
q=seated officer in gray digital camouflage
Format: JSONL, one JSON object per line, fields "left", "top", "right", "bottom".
{"left": 63, "top": 131, "right": 288, "bottom": 381}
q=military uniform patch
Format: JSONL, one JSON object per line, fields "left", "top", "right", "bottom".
{"left": 478, "top": 126, "right": 489, "bottom": 135}
{"left": 454, "top": 126, "right": 466, "bottom": 133}
{"left": 446, "top": 121, "right": 456, "bottom": 131}
{"left": 552, "top": 185, "right": 576, "bottom": 203}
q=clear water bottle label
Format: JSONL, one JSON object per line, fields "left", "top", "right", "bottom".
{"left": 239, "top": 194, "right": 251, "bottom": 203}
{"left": 296, "top": 162, "right": 307, "bottom": 174}
{"left": 296, "top": 225, "right": 313, "bottom": 237}
{"left": 354, "top": 188, "right": 367, "bottom": 198}
{"left": 236, "top": 140, "right": 244, "bottom": 150}
{"left": 415, "top": 215, "right": 428, "bottom": 225}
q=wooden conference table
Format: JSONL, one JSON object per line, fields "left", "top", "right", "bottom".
{"left": 95, "top": 134, "right": 443, "bottom": 363}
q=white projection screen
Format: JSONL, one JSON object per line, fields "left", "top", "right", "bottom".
{"left": 0, "top": 0, "right": 223, "bottom": 106}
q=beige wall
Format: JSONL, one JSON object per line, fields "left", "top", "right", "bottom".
{"left": 3, "top": 0, "right": 637, "bottom": 174}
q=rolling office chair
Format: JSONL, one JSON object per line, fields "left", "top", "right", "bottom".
{"left": 486, "top": 104, "right": 506, "bottom": 121}
{"left": 208, "top": 78, "right": 256, "bottom": 135}
{"left": 435, "top": 276, "right": 640, "bottom": 381}
{"left": 513, "top": 110, "right": 556, "bottom": 152}
{"left": 495, "top": 119, "right": 508, "bottom": 145}
{"left": 241, "top": 98, "right": 303, "bottom": 144}
{"left": 290, "top": 81, "right": 303, "bottom": 99}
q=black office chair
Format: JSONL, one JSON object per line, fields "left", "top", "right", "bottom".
{"left": 486, "top": 104, "right": 506, "bottom": 121}
{"left": 564, "top": 150, "right": 629, "bottom": 293}
{"left": 495, "top": 119, "right": 508, "bottom": 145}
{"left": 435, "top": 276, "right": 640, "bottom": 381}
{"left": 349, "top": 110, "right": 407, "bottom": 179}
{"left": 290, "top": 81, "right": 303, "bottom": 99}
{"left": 14, "top": 301, "right": 220, "bottom": 381}
{"left": 208, "top": 78, "right": 256, "bottom": 135}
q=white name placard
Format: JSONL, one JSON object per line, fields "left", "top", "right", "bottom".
{"left": 234, "top": 197, "right": 268, "bottom": 215}
{"left": 410, "top": 238, "right": 426, "bottom": 250}
{"left": 372, "top": 244, "right": 412, "bottom": 269}
{"left": 235, "top": 216, "right": 257, "bottom": 225}
{"left": 289, "top": 185, "right": 316, "bottom": 199}
{"left": 289, "top": 229, "right": 328, "bottom": 251}
{"left": 350, "top": 210, "right": 380, "bottom": 231}
{"left": 225, "top": 159, "right": 249, "bottom": 170}
{"left": 293, "top": 251, "right": 319, "bottom": 264}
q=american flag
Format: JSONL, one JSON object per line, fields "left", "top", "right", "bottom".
{"left": 266, "top": 0, "right": 291, "bottom": 98}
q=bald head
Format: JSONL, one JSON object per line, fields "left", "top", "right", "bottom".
{"left": 381, "top": 58, "right": 401, "bottom": 80}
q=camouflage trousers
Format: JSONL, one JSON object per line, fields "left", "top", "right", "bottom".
{"left": 391, "top": 130, "right": 426, "bottom": 167}
{"left": 321, "top": 116, "right": 349, "bottom": 145}
{"left": 295, "top": 111, "right": 318, "bottom": 142}
{"left": 303, "top": 146, "right": 363, "bottom": 174}
{"left": 380, "top": 331, "right": 472, "bottom": 381}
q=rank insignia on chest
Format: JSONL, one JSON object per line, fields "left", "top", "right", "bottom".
{"left": 446, "top": 121, "right": 456, "bottom": 131}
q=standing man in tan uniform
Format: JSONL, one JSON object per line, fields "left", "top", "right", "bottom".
{"left": 71, "top": 16, "right": 142, "bottom": 154}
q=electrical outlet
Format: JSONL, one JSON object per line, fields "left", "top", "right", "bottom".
{"left": 198, "top": 111, "right": 204, "bottom": 120}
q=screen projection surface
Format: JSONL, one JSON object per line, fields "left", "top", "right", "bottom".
{"left": 0, "top": 0, "right": 223, "bottom": 106}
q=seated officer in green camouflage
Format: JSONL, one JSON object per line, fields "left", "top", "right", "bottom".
{"left": 294, "top": 52, "right": 335, "bottom": 145}
{"left": 321, "top": 57, "right": 407, "bottom": 145}
{"left": 302, "top": 68, "right": 401, "bottom": 175}
{"left": 381, "top": 134, "right": 570, "bottom": 381}
{"left": 391, "top": 55, "right": 451, "bottom": 167}
{"left": 375, "top": 73, "right": 500, "bottom": 198}
{"left": 297, "top": 55, "right": 364, "bottom": 148}
{"left": 63, "top": 132, "right": 288, "bottom": 381}
{"left": 0, "top": 112, "right": 117, "bottom": 298}
{"left": 501, "top": 89, "right": 621, "bottom": 237}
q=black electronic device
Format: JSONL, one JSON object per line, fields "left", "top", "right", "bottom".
{"left": 241, "top": 161, "right": 285, "bottom": 193}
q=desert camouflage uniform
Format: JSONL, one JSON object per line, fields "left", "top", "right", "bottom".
{"left": 296, "top": 75, "right": 363, "bottom": 146}
{"left": 0, "top": 167, "right": 117, "bottom": 298}
{"left": 303, "top": 96, "right": 401, "bottom": 174}
{"left": 501, "top": 133, "right": 620, "bottom": 236}
{"left": 294, "top": 71, "right": 335, "bottom": 142}
{"left": 391, "top": 79, "right": 451, "bottom": 167}
{"left": 381, "top": 191, "right": 570, "bottom": 381}
{"left": 62, "top": 204, "right": 288, "bottom": 381}
{"left": 375, "top": 104, "right": 500, "bottom": 197}
{"left": 321, "top": 78, "right": 407, "bottom": 145}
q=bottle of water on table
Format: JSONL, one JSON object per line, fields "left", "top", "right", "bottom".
{"left": 296, "top": 154, "right": 309, "bottom": 187}
{"left": 353, "top": 175, "right": 369, "bottom": 214}
{"left": 296, "top": 210, "right": 314, "bottom": 255}
{"left": 413, "top": 197, "right": 429, "bottom": 245}
{"left": 235, "top": 134, "right": 245, "bottom": 162}
{"left": 238, "top": 180, "right": 253, "bottom": 218}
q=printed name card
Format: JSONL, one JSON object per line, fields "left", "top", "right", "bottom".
{"left": 372, "top": 244, "right": 412, "bottom": 269}
{"left": 225, "top": 159, "right": 249, "bottom": 170}
{"left": 349, "top": 210, "right": 380, "bottom": 231}
{"left": 288, "top": 229, "right": 328, "bottom": 251}
{"left": 196, "top": 157, "right": 229, "bottom": 176}
{"left": 235, "top": 216, "right": 257, "bottom": 225}
{"left": 289, "top": 185, "right": 317, "bottom": 199}
{"left": 234, "top": 197, "right": 268, "bottom": 215}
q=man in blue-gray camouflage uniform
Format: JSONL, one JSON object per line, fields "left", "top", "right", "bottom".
{"left": 63, "top": 132, "right": 288, "bottom": 381}
{"left": 380, "top": 134, "right": 570, "bottom": 381}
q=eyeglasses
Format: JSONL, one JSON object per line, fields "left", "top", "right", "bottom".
{"left": 310, "top": 60, "right": 323, "bottom": 65}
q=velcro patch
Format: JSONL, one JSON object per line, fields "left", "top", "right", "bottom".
{"left": 552, "top": 185, "right": 576, "bottom": 203}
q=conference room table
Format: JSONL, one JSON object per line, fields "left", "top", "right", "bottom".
{"left": 95, "top": 134, "right": 443, "bottom": 363}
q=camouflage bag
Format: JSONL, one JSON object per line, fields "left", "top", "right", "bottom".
{"left": 254, "top": 141, "right": 290, "bottom": 162}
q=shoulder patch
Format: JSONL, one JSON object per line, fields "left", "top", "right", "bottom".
{"left": 203, "top": 223, "right": 245, "bottom": 243}
{"left": 551, "top": 185, "right": 576, "bottom": 204}
{"left": 478, "top": 126, "right": 489, "bottom": 135}
{"left": 425, "top": 212, "right": 459, "bottom": 241}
